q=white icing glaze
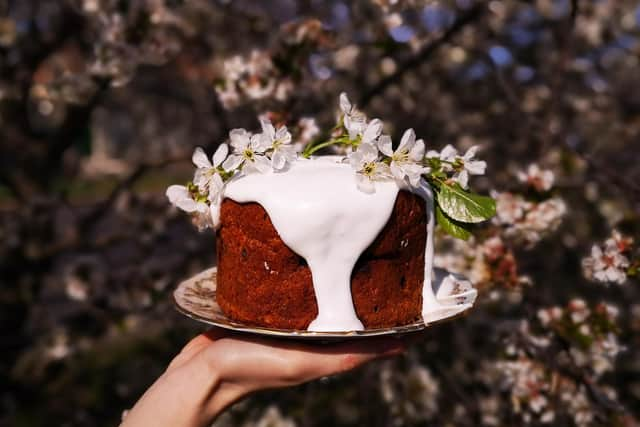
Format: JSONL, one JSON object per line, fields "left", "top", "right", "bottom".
{"left": 215, "top": 156, "right": 471, "bottom": 331}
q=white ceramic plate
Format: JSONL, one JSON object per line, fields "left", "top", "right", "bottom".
{"left": 173, "top": 267, "right": 477, "bottom": 340}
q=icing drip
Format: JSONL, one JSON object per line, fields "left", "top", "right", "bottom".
{"left": 217, "top": 156, "right": 471, "bottom": 331}
{"left": 414, "top": 182, "right": 472, "bottom": 323}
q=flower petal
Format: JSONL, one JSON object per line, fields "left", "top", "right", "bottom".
{"left": 362, "top": 119, "right": 382, "bottom": 143}
{"left": 212, "top": 143, "right": 229, "bottom": 167}
{"left": 251, "top": 133, "right": 270, "bottom": 152}
{"left": 374, "top": 162, "right": 391, "bottom": 179}
{"left": 359, "top": 142, "right": 379, "bottom": 163}
{"left": 280, "top": 145, "right": 298, "bottom": 163}
{"left": 252, "top": 154, "right": 273, "bottom": 173}
{"left": 465, "top": 160, "right": 487, "bottom": 175}
{"left": 192, "top": 147, "right": 212, "bottom": 169}
{"left": 229, "top": 128, "right": 250, "bottom": 150}
{"left": 207, "top": 174, "right": 225, "bottom": 204}
{"left": 339, "top": 92, "right": 351, "bottom": 113}
{"left": 398, "top": 128, "right": 415, "bottom": 152}
{"left": 409, "top": 138, "right": 425, "bottom": 161}
{"left": 193, "top": 169, "right": 209, "bottom": 189}
{"left": 222, "top": 154, "right": 243, "bottom": 172}
{"left": 377, "top": 135, "right": 393, "bottom": 157}
{"left": 276, "top": 126, "right": 291, "bottom": 145}
{"left": 426, "top": 150, "right": 440, "bottom": 159}
{"left": 390, "top": 162, "right": 405, "bottom": 181}
{"left": 440, "top": 144, "right": 458, "bottom": 161}
{"left": 456, "top": 170, "right": 469, "bottom": 189}
{"left": 271, "top": 150, "right": 286, "bottom": 170}
{"left": 260, "top": 118, "right": 275, "bottom": 140}
{"left": 463, "top": 145, "right": 479, "bottom": 160}
{"left": 166, "top": 185, "right": 189, "bottom": 204}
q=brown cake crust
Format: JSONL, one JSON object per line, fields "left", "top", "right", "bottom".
{"left": 215, "top": 190, "right": 427, "bottom": 329}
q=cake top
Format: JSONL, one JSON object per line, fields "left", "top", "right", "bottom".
{"left": 166, "top": 93, "right": 496, "bottom": 238}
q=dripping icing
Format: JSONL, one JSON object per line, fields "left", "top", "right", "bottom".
{"left": 215, "top": 156, "right": 470, "bottom": 331}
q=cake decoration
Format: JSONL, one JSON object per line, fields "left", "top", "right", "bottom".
{"left": 167, "top": 93, "right": 496, "bottom": 331}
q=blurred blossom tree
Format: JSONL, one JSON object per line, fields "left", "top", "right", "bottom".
{"left": 1, "top": 0, "right": 639, "bottom": 426}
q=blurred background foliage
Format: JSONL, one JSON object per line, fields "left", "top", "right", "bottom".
{"left": 1, "top": 0, "right": 639, "bottom": 426}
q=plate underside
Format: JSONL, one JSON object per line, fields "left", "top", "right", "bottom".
{"left": 173, "top": 267, "right": 476, "bottom": 340}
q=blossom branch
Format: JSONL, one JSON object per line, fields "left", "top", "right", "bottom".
{"left": 358, "top": 3, "right": 486, "bottom": 107}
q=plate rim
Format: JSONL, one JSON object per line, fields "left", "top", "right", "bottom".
{"left": 173, "top": 267, "right": 474, "bottom": 340}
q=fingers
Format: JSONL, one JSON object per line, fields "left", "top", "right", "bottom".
{"left": 167, "top": 328, "right": 229, "bottom": 372}
{"left": 178, "top": 331, "right": 408, "bottom": 397}
{"left": 290, "top": 337, "right": 406, "bottom": 382}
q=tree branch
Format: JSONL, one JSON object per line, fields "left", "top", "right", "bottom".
{"left": 359, "top": 3, "right": 486, "bottom": 107}
{"left": 79, "top": 155, "right": 189, "bottom": 230}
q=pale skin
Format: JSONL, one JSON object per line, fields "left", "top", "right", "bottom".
{"left": 120, "top": 329, "right": 408, "bottom": 427}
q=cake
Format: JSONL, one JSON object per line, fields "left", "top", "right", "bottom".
{"left": 167, "top": 93, "right": 489, "bottom": 332}
{"left": 210, "top": 156, "right": 467, "bottom": 332}
{"left": 216, "top": 160, "right": 428, "bottom": 330}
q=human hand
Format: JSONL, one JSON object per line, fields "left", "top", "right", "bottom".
{"left": 120, "top": 329, "right": 406, "bottom": 427}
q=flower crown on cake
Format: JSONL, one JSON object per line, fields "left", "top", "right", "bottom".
{"left": 166, "top": 93, "right": 496, "bottom": 238}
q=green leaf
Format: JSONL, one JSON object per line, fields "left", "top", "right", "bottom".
{"left": 436, "top": 183, "right": 496, "bottom": 223}
{"left": 435, "top": 204, "right": 472, "bottom": 240}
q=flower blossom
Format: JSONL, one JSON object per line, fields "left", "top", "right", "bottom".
{"left": 294, "top": 117, "right": 319, "bottom": 150}
{"left": 494, "top": 358, "right": 555, "bottom": 424}
{"left": 492, "top": 191, "right": 531, "bottom": 225}
{"left": 379, "top": 357, "right": 440, "bottom": 424}
{"left": 348, "top": 142, "right": 390, "bottom": 193}
{"left": 166, "top": 184, "right": 208, "bottom": 214}
{"left": 339, "top": 92, "right": 368, "bottom": 140}
{"left": 258, "top": 118, "right": 296, "bottom": 170}
{"left": 582, "top": 244, "right": 630, "bottom": 285}
{"left": 582, "top": 230, "right": 633, "bottom": 285}
{"left": 166, "top": 144, "right": 230, "bottom": 218}
{"left": 492, "top": 190, "right": 566, "bottom": 247}
{"left": 222, "top": 128, "right": 272, "bottom": 174}
{"left": 215, "top": 50, "right": 293, "bottom": 109}
{"left": 429, "top": 144, "right": 486, "bottom": 189}
{"left": 377, "top": 128, "right": 428, "bottom": 187}
{"left": 192, "top": 145, "right": 228, "bottom": 204}
{"left": 517, "top": 164, "right": 555, "bottom": 192}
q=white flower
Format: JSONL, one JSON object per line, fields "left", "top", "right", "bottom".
{"left": 582, "top": 244, "right": 630, "bottom": 285}
{"left": 258, "top": 118, "right": 296, "bottom": 170}
{"left": 517, "top": 164, "right": 555, "bottom": 192}
{"left": 454, "top": 146, "right": 487, "bottom": 189}
{"left": 192, "top": 145, "right": 228, "bottom": 204}
{"left": 491, "top": 191, "right": 530, "bottom": 225}
{"left": 435, "top": 144, "right": 458, "bottom": 162}
{"left": 166, "top": 184, "right": 208, "bottom": 213}
{"left": 568, "top": 298, "right": 590, "bottom": 323}
{"left": 377, "top": 128, "right": 428, "bottom": 187}
{"left": 293, "top": 117, "right": 319, "bottom": 151}
{"left": 426, "top": 144, "right": 486, "bottom": 188}
{"left": 379, "top": 359, "right": 439, "bottom": 423}
{"left": 297, "top": 117, "right": 319, "bottom": 143}
{"left": 348, "top": 142, "right": 390, "bottom": 193}
{"left": 339, "top": 92, "right": 367, "bottom": 140}
{"left": 222, "top": 128, "right": 272, "bottom": 174}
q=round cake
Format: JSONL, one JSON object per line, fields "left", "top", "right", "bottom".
{"left": 216, "top": 190, "right": 426, "bottom": 330}
{"left": 203, "top": 155, "right": 467, "bottom": 332}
